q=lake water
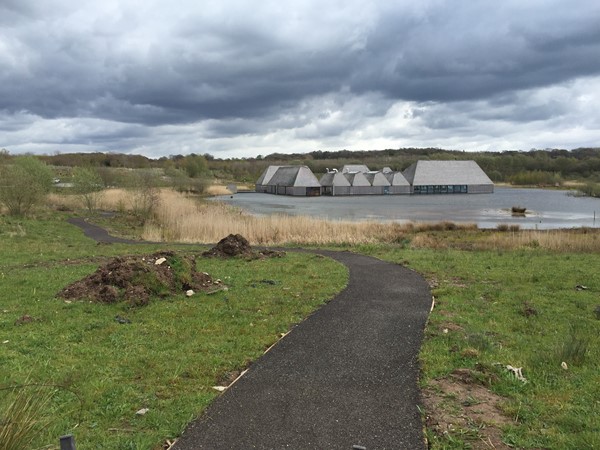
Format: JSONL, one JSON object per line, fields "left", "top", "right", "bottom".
{"left": 212, "top": 188, "right": 600, "bottom": 229}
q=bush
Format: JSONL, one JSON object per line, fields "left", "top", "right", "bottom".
{"left": 72, "top": 167, "right": 104, "bottom": 212}
{"left": 509, "top": 170, "right": 562, "bottom": 186}
{"left": 0, "top": 157, "right": 53, "bottom": 216}
{"left": 129, "top": 171, "right": 160, "bottom": 223}
{"left": 577, "top": 182, "right": 600, "bottom": 198}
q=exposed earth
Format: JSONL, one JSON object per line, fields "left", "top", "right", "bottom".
{"left": 58, "top": 251, "right": 223, "bottom": 306}
{"left": 202, "top": 233, "right": 285, "bottom": 259}
{"left": 423, "top": 367, "right": 513, "bottom": 450}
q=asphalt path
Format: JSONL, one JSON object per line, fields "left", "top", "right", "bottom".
{"left": 67, "top": 217, "right": 151, "bottom": 244}
{"left": 68, "top": 219, "right": 432, "bottom": 450}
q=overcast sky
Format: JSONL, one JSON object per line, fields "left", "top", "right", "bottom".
{"left": 2, "top": 0, "right": 600, "bottom": 158}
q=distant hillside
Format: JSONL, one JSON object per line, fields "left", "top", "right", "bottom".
{"left": 3, "top": 147, "right": 599, "bottom": 185}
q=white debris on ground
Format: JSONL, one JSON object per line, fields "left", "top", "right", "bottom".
{"left": 155, "top": 257, "right": 167, "bottom": 265}
{"left": 506, "top": 365, "right": 527, "bottom": 383}
{"left": 494, "top": 363, "right": 528, "bottom": 383}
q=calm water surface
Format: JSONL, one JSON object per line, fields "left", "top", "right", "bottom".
{"left": 213, "top": 188, "right": 600, "bottom": 229}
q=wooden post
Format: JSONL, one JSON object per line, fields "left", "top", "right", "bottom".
{"left": 60, "top": 434, "right": 76, "bottom": 450}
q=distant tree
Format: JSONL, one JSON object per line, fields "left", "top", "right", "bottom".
{"left": 72, "top": 167, "right": 104, "bottom": 213}
{"left": 129, "top": 170, "right": 161, "bottom": 223}
{"left": 0, "top": 148, "right": 9, "bottom": 163}
{"left": 0, "top": 156, "right": 54, "bottom": 216}
{"left": 180, "top": 155, "right": 208, "bottom": 178}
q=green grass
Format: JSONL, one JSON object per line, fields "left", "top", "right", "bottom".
{"left": 0, "top": 213, "right": 161, "bottom": 267}
{"left": 0, "top": 214, "right": 348, "bottom": 449}
{"left": 4, "top": 211, "right": 600, "bottom": 449}
{"left": 356, "top": 244, "right": 600, "bottom": 449}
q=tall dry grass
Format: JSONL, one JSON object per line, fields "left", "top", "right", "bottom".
{"left": 141, "top": 190, "right": 412, "bottom": 245}
{"left": 48, "top": 188, "right": 142, "bottom": 212}
{"left": 138, "top": 190, "right": 600, "bottom": 251}
{"left": 479, "top": 229, "right": 600, "bottom": 252}
{"left": 49, "top": 188, "right": 600, "bottom": 251}
{"left": 204, "top": 184, "right": 253, "bottom": 196}
{"left": 0, "top": 385, "right": 53, "bottom": 450}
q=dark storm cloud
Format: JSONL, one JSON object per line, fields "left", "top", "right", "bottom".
{"left": 1, "top": 0, "right": 600, "bottom": 155}
{"left": 351, "top": 2, "right": 600, "bottom": 102}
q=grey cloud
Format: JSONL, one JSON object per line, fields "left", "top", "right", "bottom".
{"left": 1, "top": 0, "right": 600, "bottom": 156}
{"left": 352, "top": 2, "right": 600, "bottom": 102}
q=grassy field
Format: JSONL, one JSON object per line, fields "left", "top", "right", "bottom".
{"left": 4, "top": 191, "right": 600, "bottom": 449}
{"left": 0, "top": 214, "right": 348, "bottom": 449}
{"left": 356, "top": 244, "right": 600, "bottom": 449}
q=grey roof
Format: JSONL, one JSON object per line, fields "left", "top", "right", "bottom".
{"left": 256, "top": 165, "right": 281, "bottom": 185}
{"left": 364, "top": 172, "right": 391, "bottom": 186}
{"left": 320, "top": 172, "right": 351, "bottom": 187}
{"left": 384, "top": 172, "right": 410, "bottom": 186}
{"left": 403, "top": 161, "right": 493, "bottom": 186}
{"left": 267, "top": 166, "right": 321, "bottom": 187}
{"left": 342, "top": 164, "right": 369, "bottom": 173}
{"left": 343, "top": 172, "right": 371, "bottom": 186}
{"left": 382, "top": 167, "right": 393, "bottom": 173}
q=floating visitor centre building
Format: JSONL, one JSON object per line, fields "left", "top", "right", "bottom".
{"left": 256, "top": 161, "right": 493, "bottom": 196}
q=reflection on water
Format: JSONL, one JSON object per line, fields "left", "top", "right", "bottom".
{"left": 212, "top": 188, "right": 600, "bottom": 229}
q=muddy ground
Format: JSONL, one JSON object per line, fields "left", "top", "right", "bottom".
{"left": 58, "top": 251, "right": 223, "bottom": 306}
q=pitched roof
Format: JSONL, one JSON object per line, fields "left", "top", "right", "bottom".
{"left": 320, "top": 172, "right": 351, "bottom": 186}
{"left": 267, "top": 166, "right": 321, "bottom": 187}
{"left": 343, "top": 172, "right": 371, "bottom": 186}
{"left": 384, "top": 171, "right": 410, "bottom": 186}
{"left": 403, "top": 161, "right": 493, "bottom": 186}
{"left": 256, "top": 165, "right": 281, "bottom": 185}
{"left": 364, "top": 172, "right": 391, "bottom": 186}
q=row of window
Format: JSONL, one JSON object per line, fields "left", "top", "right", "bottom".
{"left": 413, "top": 185, "right": 468, "bottom": 194}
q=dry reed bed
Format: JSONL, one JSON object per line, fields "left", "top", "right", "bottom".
{"left": 48, "top": 189, "right": 133, "bottom": 212}
{"left": 50, "top": 189, "right": 600, "bottom": 251}
{"left": 141, "top": 190, "right": 409, "bottom": 245}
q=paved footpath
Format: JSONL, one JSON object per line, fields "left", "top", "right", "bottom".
{"left": 173, "top": 250, "right": 432, "bottom": 450}
{"left": 67, "top": 219, "right": 432, "bottom": 449}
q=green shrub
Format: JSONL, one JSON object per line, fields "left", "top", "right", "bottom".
{"left": 0, "top": 157, "right": 53, "bottom": 216}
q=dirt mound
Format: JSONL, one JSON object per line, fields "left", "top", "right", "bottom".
{"left": 203, "top": 234, "right": 253, "bottom": 257}
{"left": 203, "top": 234, "right": 285, "bottom": 259}
{"left": 58, "top": 251, "right": 223, "bottom": 306}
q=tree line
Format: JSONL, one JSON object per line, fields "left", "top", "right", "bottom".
{"left": 1, "top": 147, "right": 599, "bottom": 217}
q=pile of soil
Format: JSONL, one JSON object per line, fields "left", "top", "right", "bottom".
{"left": 58, "top": 251, "right": 222, "bottom": 306}
{"left": 203, "top": 234, "right": 285, "bottom": 259}
{"left": 203, "top": 234, "right": 253, "bottom": 258}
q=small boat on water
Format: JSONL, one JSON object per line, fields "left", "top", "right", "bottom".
{"left": 511, "top": 206, "right": 527, "bottom": 215}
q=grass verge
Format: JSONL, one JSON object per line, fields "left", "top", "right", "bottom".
{"left": 356, "top": 244, "right": 600, "bottom": 449}
{"left": 0, "top": 214, "right": 347, "bottom": 449}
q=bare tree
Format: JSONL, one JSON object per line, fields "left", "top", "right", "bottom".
{"left": 130, "top": 170, "right": 161, "bottom": 223}
{"left": 72, "top": 167, "right": 104, "bottom": 213}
